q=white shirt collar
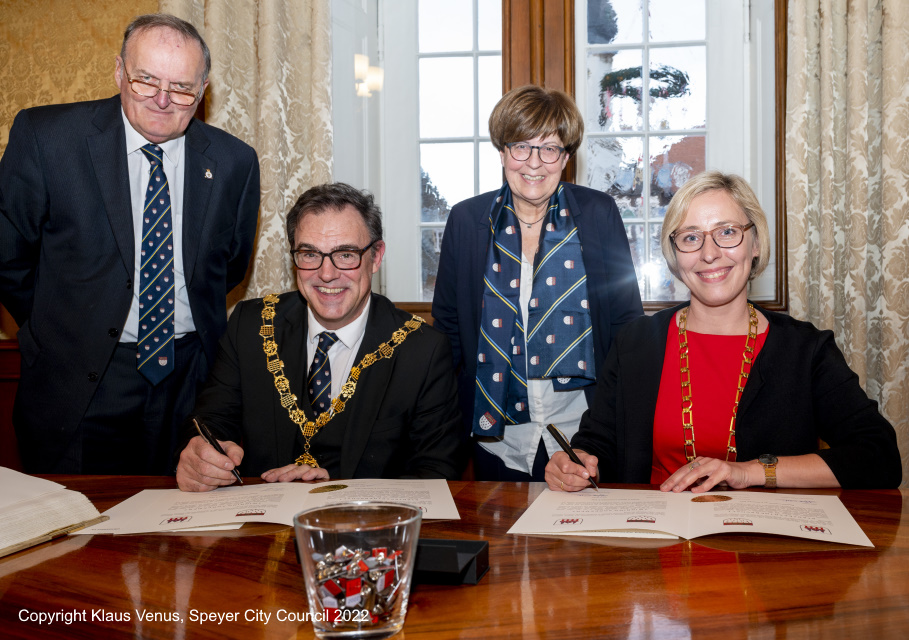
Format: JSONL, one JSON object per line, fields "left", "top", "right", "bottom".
{"left": 120, "top": 107, "right": 184, "bottom": 167}
{"left": 306, "top": 296, "right": 372, "bottom": 349}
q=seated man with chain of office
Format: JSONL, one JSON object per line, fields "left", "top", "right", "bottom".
{"left": 176, "top": 183, "right": 464, "bottom": 490}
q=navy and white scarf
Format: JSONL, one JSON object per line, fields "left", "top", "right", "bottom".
{"left": 473, "top": 183, "right": 596, "bottom": 437}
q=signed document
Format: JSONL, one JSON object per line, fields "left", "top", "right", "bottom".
{"left": 76, "top": 479, "right": 459, "bottom": 535}
{"left": 508, "top": 488, "right": 873, "bottom": 547}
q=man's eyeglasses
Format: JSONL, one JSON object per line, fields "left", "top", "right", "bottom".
{"left": 670, "top": 223, "right": 755, "bottom": 253}
{"left": 291, "top": 241, "right": 377, "bottom": 270}
{"left": 505, "top": 142, "right": 566, "bottom": 164}
{"left": 126, "top": 74, "right": 201, "bottom": 106}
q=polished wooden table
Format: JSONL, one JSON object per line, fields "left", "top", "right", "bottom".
{"left": 0, "top": 479, "right": 906, "bottom": 639}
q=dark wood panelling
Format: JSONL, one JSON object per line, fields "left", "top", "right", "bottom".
{"left": 773, "top": 0, "right": 789, "bottom": 311}
{"left": 502, "top": 0, "right": 577, "bottom": 184}
{"left": 503, "top": 0, "right": 575, "bottom": 93}
{"left": 0, "top": 339, "right": 22, "bottom": 470}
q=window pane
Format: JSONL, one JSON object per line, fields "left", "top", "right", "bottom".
{"left": 477, "top": 1, "right": 502, "bottom": 50}
{"left": 586, "top": 50, "right": 644, "bottom": 132}
{"left": 478, "top": 55, "right": 502, "bottom": 137}
{"left": 649, "top": 0, "right": 705, "bottom": 42}
{"left": 650, "top": 134, "right": 704, "bottom": 218}
{"left": 649, "top": 46, "right": 706, "bottom": 130}
{"left": 624, "top": 222, "right": 646, "bottom": 294}
{"left": 587, "top": 136, "right": 644, "bottom": 219}
{"left": 419, "top": 58, "right": 474, "bottom": 137}
{"left": 479, "top": 142, "right": 502, "bottom": 194}
{"left": 419, "top": 0, "right": 472, "bottom": 52}
{"left": 644, "top": 222, "right": 688, "bottom": 301}
{"left": 588, "top": 0, "right": 644, "bottom": 44}
{"left": 420, "top": 142, "right": 474, "bottom": 222}
{"left": 421, "top": 227, "right": 445, "bottom": 301}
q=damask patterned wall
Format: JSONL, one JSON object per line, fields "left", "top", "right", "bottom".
{"left": 786, "top": 0, "right": 909, "bottom": 487}
{"left": 0, "top": 0, "right": 155, "bottom": 336}
{"left": 0, "top": 0, "right": 156, "bottom": 152}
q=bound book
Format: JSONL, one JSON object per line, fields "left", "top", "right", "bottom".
{"left": 0, "top": 467, "right": 107, "bottom": 558}
{"left": 508, "top": 488, "right": 873, "bottom": 547}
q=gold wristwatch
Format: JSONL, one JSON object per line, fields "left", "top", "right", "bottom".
{"left": 758, "top": 454, "right": 778, "bottom": 488}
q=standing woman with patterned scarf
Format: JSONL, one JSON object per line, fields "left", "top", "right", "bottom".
{"left": 432, "top": 85, "right": 643, "bottom": 481}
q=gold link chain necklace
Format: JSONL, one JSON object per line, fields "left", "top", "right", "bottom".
{"left": 259, "top": 293, "right": 424, "bottom": 468}
{"left": 678, "top": 303, "right": 758, "bottom": 462}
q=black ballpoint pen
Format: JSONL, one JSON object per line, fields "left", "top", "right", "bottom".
{"left": 546, "top": 423, "right": 598, "bottom": 491}
{"left": 194, "top": 417, "right": 243, "bottom": 484}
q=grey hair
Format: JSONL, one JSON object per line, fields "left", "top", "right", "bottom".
{"left": 121, "top": 14, "right": 211, "bottom": 83}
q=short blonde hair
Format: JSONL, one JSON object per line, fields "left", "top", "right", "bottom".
{"left": 661, "top": 171, "right": 771, "bottom": 280}
{"left": 488, "top": 85, "right": 584, "bottom": 156}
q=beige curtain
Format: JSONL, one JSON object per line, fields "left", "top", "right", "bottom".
{"left": 160, "top": 0, "right": 333, "bottom": 300}
{"left": 786, "top": 0, "right": 909, "bottom": 486}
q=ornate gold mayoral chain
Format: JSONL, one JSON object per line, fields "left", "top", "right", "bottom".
{"left": 259, "top": 293, "right": 424, "bottom": 468}
{"left": 677, "top": 303, "right": 758, "bottom": 463}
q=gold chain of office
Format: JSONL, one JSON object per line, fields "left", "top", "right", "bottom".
{"left": 677, "top": 303, "right": 758, "bottom": 463}
{"left": 259, "top": 293, "right": 425, "bottom": 469}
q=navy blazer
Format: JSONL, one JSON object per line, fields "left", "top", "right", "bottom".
{"left": 432, "top": 182, "right": 644, "bottom": 433}
{"left": 0, "top": 96, "right": 260, "bottom": 471}
{"left": 571, "top": 303, "right": 903, "bottom": 489}
{"left": 184, "top": 292, "right": 465, "bottom": 480}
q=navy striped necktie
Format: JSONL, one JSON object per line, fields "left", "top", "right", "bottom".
{"left": 308, "top": 332, "right": 339, "bottom": 412}
{"left": 136, "top": 143, "right": 175, "bottom": 384}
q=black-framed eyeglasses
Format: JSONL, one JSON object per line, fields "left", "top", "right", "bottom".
{"left": 505, "top": 142, "right": 566, "bottom": 164}
{"left": 126, "top": 74, "right": 201, "bottom": 106}
{"left": 291, "top": 240, "right": 377, "bottom": 270}
{"left": 670, "top": 223, "right": 755, "bottom": 253}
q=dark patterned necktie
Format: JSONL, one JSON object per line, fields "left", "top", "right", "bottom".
{"left": 136, "top": 143, "right": 175, "bottom": 384}
{"left": 308, "top": 332, "right": 339, "bottom": 412}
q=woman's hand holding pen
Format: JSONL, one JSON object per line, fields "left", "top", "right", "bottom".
{"left": 177, "top": 436, "right": 245, "bottom": 492}
{"left": 545, "top": 450, "right": 599, "bottom": 492}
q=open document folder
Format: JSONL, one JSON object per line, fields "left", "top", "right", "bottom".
{"left": 507, "top": 488, "right": 873, "bottom": 547}
{"left": 75, "top": 478, "right": 459, "bottom": 535}
{"left": 0, "top": 467, "right": 106, "bottom": 557}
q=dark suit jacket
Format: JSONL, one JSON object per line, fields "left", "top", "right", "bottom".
{"left": 571, "top": 303, "right": 902, "bottom": 489}
{"left": 431, "top": 182, "right": 644, "bottom": 432}
{"left": 185, "top": 292, "right": 464, "bottom": 480}
{"left": 0, "top": 96, "right": 260, "bottom": 470}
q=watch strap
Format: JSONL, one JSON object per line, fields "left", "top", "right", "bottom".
{"left": 760, "top": 456, "right": 778, "bottom": 488}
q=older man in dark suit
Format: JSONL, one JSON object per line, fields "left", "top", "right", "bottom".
{"left": 0, "top": 14, "right": 260, "bottom": 474}
{"left": 176, "top": 183, "right": 464, "bottom": 490}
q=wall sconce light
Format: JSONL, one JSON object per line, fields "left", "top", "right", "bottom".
{"left": 366, "top": 66, "right": 384, "bottom": 93}
{"left": 354, "top": 54, "right": 369, "bottom": 82}
{"left": 355, "top": 54, "right": 383, "bottom": 97}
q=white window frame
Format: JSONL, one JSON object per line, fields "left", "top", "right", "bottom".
{"left": 376, "top": 0, "right": 777, "bottom": 303}
{"left": 575, "top": 0, "right": 776, "bottom": 303}
{"left": 380, "top": 0, "right": 422, "bottom": 301}
{"left": 380, "top": 0, "right": 501, "bottom": 302}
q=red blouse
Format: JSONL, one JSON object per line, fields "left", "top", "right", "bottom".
{"left": 650, "top": 319, "right": 769, "bottom": 484}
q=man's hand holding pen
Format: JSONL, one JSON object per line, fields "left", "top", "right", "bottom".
{"left": 177, "top": 435, "right": 245, "bottom": 492}
{"left": 545, "top": 450, "right": 600, "bottom": 492}
{"left": 176, "top": 419, "right": 333, "bottom": 492}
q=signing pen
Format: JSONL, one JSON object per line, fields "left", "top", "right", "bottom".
{"left": 194, "top": 418, "right": 243, "bottom": 484}
{"left": 546, "top": 423, "right": 598, "bottom": 491}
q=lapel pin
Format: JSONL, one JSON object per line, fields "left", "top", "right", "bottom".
{"left": 204, "top": 169, "right": 213, "bottom": 179}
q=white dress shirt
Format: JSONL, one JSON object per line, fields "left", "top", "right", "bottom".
{"left": 306, "top": 297, "right": 371, "bottom": 407}
{"left": 478, "top": 254, "right": 588, "bottom": 474}
{"left": 120, "top": 109, "right": 194, "bottom": 342}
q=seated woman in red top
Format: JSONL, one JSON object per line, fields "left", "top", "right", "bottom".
{"left": 545, "top": 171, "right": 902, "bottom": 492}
